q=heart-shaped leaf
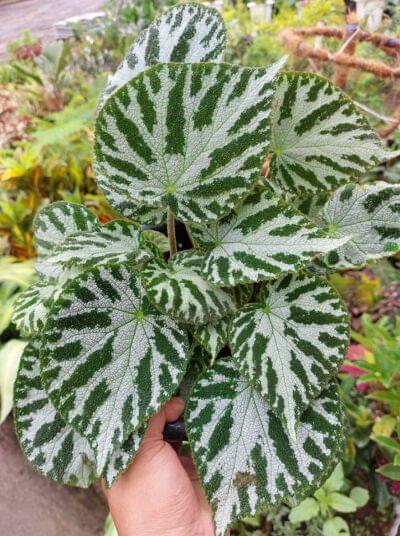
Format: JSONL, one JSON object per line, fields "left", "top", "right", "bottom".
{"left": 99, "top": 3, "right": 227, "bottom": 109}
{"left": 321, "top": 182, "right": 400, "bottom": 268}
{"left": 230, "top": 273, "right": 348, "bottom": 437}
{"left": 14, "top": 339, "right": 97, "bottom": 487}
{"left": 186, "top": 359, "right": 346, "bottom": 536}
{"left": 34, "top": 201, "right": 99, "bottom": 256}
{"left": 94, "top": 60, "right": 285, "bottom": 223}
{"left": 191, "top": 190, "right": 349, "bottom": 286}
{"left": 270, "top": 73, "right": 397, "bottom": 194}
{"left": 41, "top": 262, "right": 189, "bottom": 472}
{"left": 141, "top": 251, "right": 236, "bottom": 324}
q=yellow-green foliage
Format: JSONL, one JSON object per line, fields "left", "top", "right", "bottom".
{"left": 223, "top": 0, "right": 344, "bottom": 66}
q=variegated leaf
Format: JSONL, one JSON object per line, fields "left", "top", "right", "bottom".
{"left": 141, "top": 251, "right": 236, "bottom": 325}
{"left": 94, "top": 60, "right": 285, "bottom": 223}
{"left": 186, "top": 360, "right": 346, "bottom": 536}
{"left": 41, "top": 262, "right": 189, "bottom": 472}
{"left": 270, "top": 73, "right": 397, "bottom": 194}
{"left": 191, "top": 190, "right": 349, "bottom": 287}
{"left": 34, "top": 201, "right": 99, "bottom": 256}
{"left": 142, "top": 230, "right": 170, "bottom": 256}
{"left": 12, "top": 280, "right": 57, "bottom": 336}
{"left": 194, "top": 317, "right": 230, "bottom": 359}
{"left": 99, "top": 3, "right": 227, "bottom": 109}
{"left": 293, "top": 192, "right": 329, "bottom": 224}
{"left": 321, "top": 182, "right": 400, "bottom": 269}
{"left": 103, "top": 426, "right": 145, "bottom": 488}
{"left": 45, "top": 220, "right": 151, "bottom": 270}
{"left": 14, "top": 339, "right": 97, "bottom": 487}
{"left": 230, "top": 273, "right": 348, "bottom": 437}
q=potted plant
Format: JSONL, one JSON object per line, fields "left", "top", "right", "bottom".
{"left": 12, "top": 3, "right": 400, "bottom": 535}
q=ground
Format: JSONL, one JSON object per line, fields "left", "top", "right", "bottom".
{"left": 0, "top": 417, "right": 108, "bottom": 535}
{"left": 0, "top": 0, "right": 105, "bottom": 57}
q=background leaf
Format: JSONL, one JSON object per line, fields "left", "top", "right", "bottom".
{"left": 288, "top": 498, "right": 319, "bottom": 523}
{"left": 0, "top": 339, "right": 27, "bottom": 423}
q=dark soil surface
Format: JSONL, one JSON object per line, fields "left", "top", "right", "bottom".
{"left": 0, "top": 0, "right": 105, "bottom": 57}
{"left": 0, "top": 417, "right": 108, "bottom": 536}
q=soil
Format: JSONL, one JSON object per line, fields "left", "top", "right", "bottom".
{"left": 0, "top": 416, "right": 108, "bottom": 536}
{"left": 0, "top": 0, "right": 105, "bottom": 57}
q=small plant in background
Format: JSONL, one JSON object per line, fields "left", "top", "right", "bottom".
{"left": 9, "top": 4, "right": 400, "bottom": 536}
{"left": 289, "top": 463, "right": 369, "bottom": 535}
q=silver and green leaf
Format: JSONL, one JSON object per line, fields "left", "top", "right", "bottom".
{"left": 99, "top": 3, "right": 227, "bottom": 109}
{"left": 141, "top": 251, "right": 236, "bottom": 324}
{"left": 230, "top": 273, "right": 348, "bottom": 437}
{"left": 12, "top": 280, "right": 57, "bottom": 337}
{"left": 103, "top": 426, "right": 145, "bottom": 488}
{"left": 321, "top": 182, "right": 400, "bottom": 269}
{"left": 41, "top": 262, "right": 189, "bottom": 472}
{"left": 194, "top": 317, "right": 230, "bottom": 360}
{"left": 270, "top": 72, "right": 397, "bottom": 194}
{"left": 186, "top": 360, "right": 346, "bottom": 536}
{"left": 34, "top": 201, "right": 99, "bottom": 257}
{"left": 45, "top": 220, "right": 151, "bottom": 270}
{"left": 94, "top": 60, "right": 285, "bottom": 223}
{"left": 14, "top": 339, "right": 97, "bottom": 487}
{"left": 191, "top": 190, "right": 349, "bottom": 287}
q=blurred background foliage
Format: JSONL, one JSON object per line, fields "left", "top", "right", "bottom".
{"left": 0, "top": 1, "right": 399, "bottom": 535}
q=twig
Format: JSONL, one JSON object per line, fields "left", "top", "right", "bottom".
{"left": 353, "top": 99, "right": 400, "bottom": 129}
{"left": 167, "top": 207, "right": 177, "bottom": 256}
{"left": 338, "top": 26, "right": 360, "bottom": 54}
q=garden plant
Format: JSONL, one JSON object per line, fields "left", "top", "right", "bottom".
{"left": 11, "top": 3, "right": 400, "bottom": 535}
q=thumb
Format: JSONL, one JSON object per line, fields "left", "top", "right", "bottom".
{"left": 145, "top": 397, "right": 185, "bottom": 441}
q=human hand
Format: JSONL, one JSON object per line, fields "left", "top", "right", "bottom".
{"left": 104, "top": 397, "right": 215, "bottom": 536}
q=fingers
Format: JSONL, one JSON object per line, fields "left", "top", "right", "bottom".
{"left": 145, "top": 397, "right": 185, "bottom": 441}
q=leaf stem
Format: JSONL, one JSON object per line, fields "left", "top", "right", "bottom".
{"left": 167, "top": 208, "right": 177, "bottom": 256}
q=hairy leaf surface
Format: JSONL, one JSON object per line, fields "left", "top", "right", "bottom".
{"left": 14, "top": 340, "right": 97, "bottom": 487}
{"left": 99, "top": 3, "right": 227, "bottom": 109}
{"left": 186, "top": 360, "right": 346, "bottom": 536}
{"left": 270, "top": 73, "right": 396, "bottom": 194}
{"left": 142, "top": 251, "right": 236, "bottom": 324}
{"left": 321, "top": 182, "right": 400, "bottom": 268}
{"left": 41, "top": 262, "right": 189, "bottom": 472}
{"left": 191, "top": 190, "right": 349, "bottom": 286}
{"left": 230, "top": 273, "right": 348, "bottom": 437}
{"left": 34, "top": 201, "right": 99, "bottom": 256}
{"left": 94, "top": 60, "right": 285, "bottom": 223}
